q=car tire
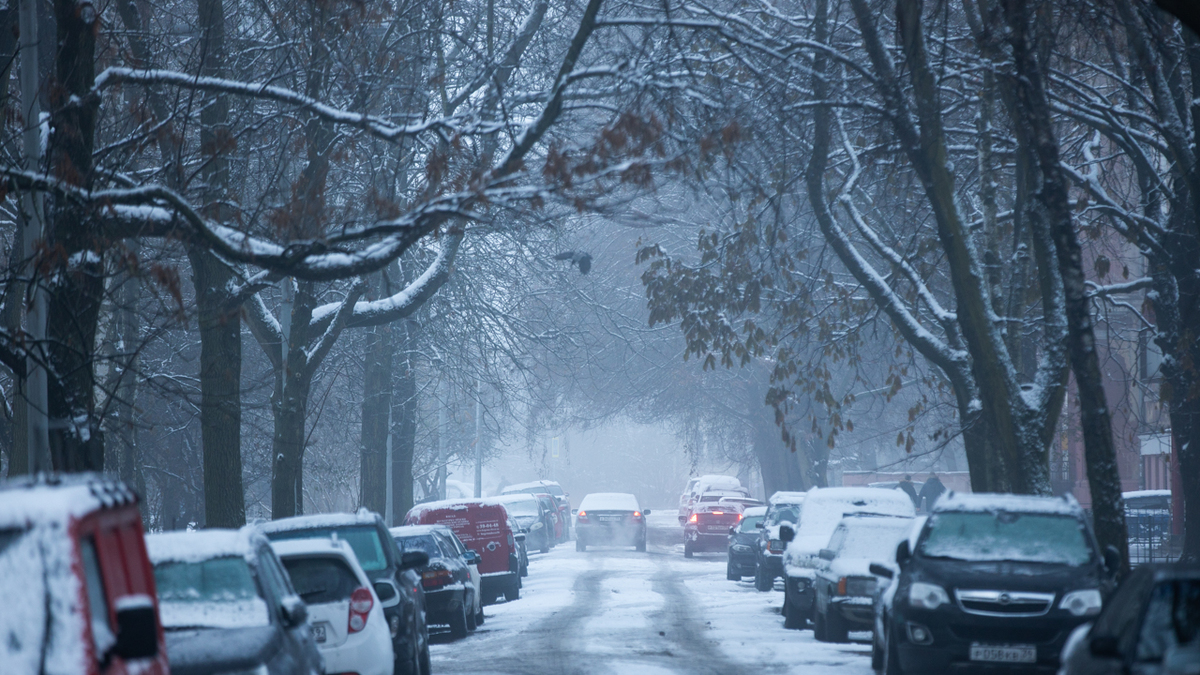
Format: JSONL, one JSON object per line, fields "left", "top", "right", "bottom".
{"left": 882, "top": 626, "right": 904, "bottom": 675}
{"left": 636, "top": 536, "right": 647, "bottom": 552}
{"left": 505, "top": 575, "right": 521, "bottom": 602}
{"left": 726, "top": 562, "right": 740, "bottom": 581}
{"left": 466, "top": 598, "right": 477, "bottom": 632}
{"left": 684, "top": 541, "right": 694, "bottom": 558}
{"left": 826, "top": 611, "right": 849, "bottom": 643}
{"left": 814, "top": 609, "right": 828, "bottom": 641}
{"left": 476, "top": 604, "right": 485, "bottom": 626}
{"left": 784, "top": 600, "right": 805, "bottom": 629}
{"left": 420, "top": 644, "right": 431, "bottom": 675}
{"left": 449, "top": 600, "right": 469, "bottom": 639}
{"left": 395, "top": 640, "right": 421, "bottom": 675}
{"left": 576, "top": 539, "right": 586, "bottom": 552}
{"left": 871, "top": 634, "right": 883, "bottom": 671}
{"left": 754, "top": 566, "right": 773, "bottom": 592}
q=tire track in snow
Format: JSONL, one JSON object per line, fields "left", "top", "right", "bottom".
{"left": 648, "top": 562, "right": 754, "bottom": 675}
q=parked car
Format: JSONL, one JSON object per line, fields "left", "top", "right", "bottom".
{"left": 404, "top": 499, "right": 523, "bottom": 605}
{"left": 391, "top": 525, "right": 482, "bottom": 639}
{"left": 678, "top": 475, "right": 742, "bottom": 524}
{"left": 808, "top": 514, "right": 914, "bottom": 638}
{"left": 684, "top": 502, "right": 743, "bottom": 558}
{"left": 260, "top": 510, "right": 430, "bottom": 675}
{"left": 0, "top": 474, "right": 169, "bottom": 675}
{"left": 719, "top": 496, "right": 764, "bottom": 510}
{"left": 728, "top": 505, "right": 768, "bottom": 581}
{"left": 780, "top": 487, "right": 915, "bottom": 623}
{"left": 534, "top": 493, "right": 565, "bottom": 543}
{"left": 509, "top": 516, "right": 530, "bottom": 578}
{"left": 501, "top": 480, "right": 571, "bottom": 542}
{"left": 495, "top": 493, "right": 554, "bottom": 554}
{"left": 754, "top": 491, "right": 807, "bottom": 591}
{"left": 869, "top": 492, "right": 1119, "bottom": 675}
{"left": 147, "top": 527, "right": 322, "bottom": 675}
{"left": 434, "top": 525, "right": 486, "bottom": 627}
{"left": 1059, "top": 562, "right": 1199, "bottom": 675}
{"left": 271, "top": 537, "right": 394, "bottom": 675}
{"left": 575, "top": 492, "right": 649, "bottom": 552}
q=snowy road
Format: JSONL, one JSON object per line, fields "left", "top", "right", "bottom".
{"left": 429, "top": 515, "right": 874, "bottom": 675}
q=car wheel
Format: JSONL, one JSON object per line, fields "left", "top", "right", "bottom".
{"left": 636, "top": 536, "right": 646, "bottom": 552}
{"left": 475, "top": 604, "right": 485, "bottom": 626}
{"left": 684, "top": 541, "right": 694, "bottom": 558}
{"left": 466, "top": 597, "right": 477, "bottom": 631}
{"left": 395, "top": 640, "right": 420, "bottom": 675}
{"left": 882, "top": 626, "right": 904, "bottom": 675}
{"left": 420, "top": 644, "right": 431, "bottom": 675}
{"left": 576, "top": 539, "right": 586, "bottom": 552}
{"left": 754, "top": 566, "right": 773, "bottom": 592}
{"left": 449, "top": 600, "right": 469, "bottom": 639}
{"left": 726, "top": 562, "right": 740, "bottom": 581}
{"left": 871, "top": 633, "right": 883, "bottom": 671}
{"left": 505, "top": 575, "right": 521, "bottom": 602}
{"left": 814, "top": 609, "right": 828, "bottom": 641}
{"left": 826, "top": 610, "right": 849, "bottom": 643}
{"left": 540, "top": 534, "right": 550, "bottom": 554}
{"left": 783, "top": 599, "right": 805, "bottom": 630}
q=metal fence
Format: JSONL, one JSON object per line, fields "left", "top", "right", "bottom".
{"left": 1126, "top": 508, "right": 1176, "bottom": 566}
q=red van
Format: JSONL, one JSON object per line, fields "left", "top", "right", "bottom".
{"left": 403, "top": 499, "right": 522, "bottom": 605}
{"left": 0, "top": 474, "right": 169, "bottom": 675}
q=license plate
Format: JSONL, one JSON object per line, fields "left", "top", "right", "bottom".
{"left": 969, "top": 643, "right": 1035, "bottom": 663}
{"left": 706, "top": 525, "right": 727, "bottom": 532}
{"left": 312, "top": 623, "right": 327, "bottom": 643}
{"left": 598, "top": 516, "right": 622, "bottom": 522}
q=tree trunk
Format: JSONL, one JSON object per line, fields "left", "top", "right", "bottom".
{"left": 360, "top": 279, "right": 392, "bottom": 514}
{"left": 391, "top": 320, "right": 418, "bottom": 522}
{"left": 271, "top": 282, "right": 315, "bottom": 519}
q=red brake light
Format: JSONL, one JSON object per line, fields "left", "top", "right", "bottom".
{"left": 422, "top": 568, "right": 453, "bottom": 589}
{"left": 689, "top": 514, "right": 698, "bottom": 523}
{"left": 577, "top": 511, "right": 588, "bottom": 521}
{"left": 737, "top": 514, "right": 743, "bottom": 521}
{"left": 348, "top": 587, "right": 373, "bottom": 633}
{"left": 633, "top": 511, "right": 642, "bottom": 518}
{"left": 712, "top": 511, "right": 724, "bottom": 515}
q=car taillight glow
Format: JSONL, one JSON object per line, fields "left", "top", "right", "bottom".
{"left": 633, "top": 511, "right": 642, "bottom": 519}
{"left": 711, "top": 511, "right": 724, "bottom": 515}
{"left": 689, "top": 514, "right": 698, "bottom": 523}
{"left": 837, "top": 577, "right": 847, "bottom": 596}
{"left": 422, "top": 568, "right": 453, "bottom": 589}
{"left": 577, "top": 510, "right": 588, "bottom": 522}
{"left": 348, "top": 587, "right": 373, "bottom": 633}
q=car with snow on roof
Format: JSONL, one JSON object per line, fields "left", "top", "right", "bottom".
{"left": 684, "top": 500, "right": 743, "bottom": 558}
{"left": 678, "top": 475, "right": 743, "bottom": 524}
{"left": 259, "top": 509, "right": 430, "bottom": 675}
{"left": 146, "top": 526, "right": 322, "bottom": 675}
{"left": 404, "top": 498, "right": 523, "bottom": 606}
{"left": 779, "top": 487, "right": 915, "bottom": 625}
{"left": 493, "top": 493, "right": 555, "bottom": 554}
{"left": 753, "top": 491, "right": 808, "bottom": 591}
{"left": 500, "top": 480, "right": 571, "bottom": 542}
{"left": 727, "top": 506, "right": 767, "bottom": 581}
{"left": 575, "top": 492, "right": 648, "bottom": 552}
{"left": 391, "top": 524, "right": 482, "bottom": 639}
{"left": 270, "top": 536, "right": 393, "bottom": 675}
{"left": 0, "top": 474, "right": 168, "bottom": 675}
{"left": 868, "top": 492, "right": 1120, "bottom": 675}
{"left": 806, "top": 513, "right": 914, "bottom": 639}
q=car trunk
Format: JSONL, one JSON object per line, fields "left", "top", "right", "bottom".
{"left": 307, "top": 600, "right": 352, "bottom": 649}
{"left": 693, "top": 511, "right": 740, "bottom": 534}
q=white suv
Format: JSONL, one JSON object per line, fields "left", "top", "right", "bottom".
{"left": 271, "top": 538, "right": 394, "bottom": 675}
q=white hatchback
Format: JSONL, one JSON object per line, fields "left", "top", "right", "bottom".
{"left": 272, "top": 538, "right": 394, "bottom": 675}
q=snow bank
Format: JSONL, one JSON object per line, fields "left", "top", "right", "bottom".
{"left": 577, "top": 493, "right": 641, "bottom": 512}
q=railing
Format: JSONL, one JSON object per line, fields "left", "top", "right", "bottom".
{"left": 1125, "top": 508, "right": 1176, "bottom": 566}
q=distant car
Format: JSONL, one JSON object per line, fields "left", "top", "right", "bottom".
{"left": 0, "top": 474, "right": 169, "bottom": 675}
{"left": 495, "top": 493, "right": 554, "bottom": 554}
{"left": 678, "top": 475, "right": 743, "bottom": 524}
{"left": 807, "top": 514, "right": 914, "bottom": 638}
{"left": 575, "top": 492, "right": 649, "bottom": 552}
{"left": 534, "top": 493, "right": 564, "bottom": 543}
{"left": 508, "top": 516, "right": 530, "bottom": 578}
{"left": 260, "top": 510, "right": 431, "bottom": 675}
{"left": 719, "top": 496, "right": 764, "bottom": 510}
{"left": 1058, "top": 562, "right": 1199, "bottom": 675}
{"left": 404, "top": 499, "right": 523, "bottom": 605}
{"left": 147, "top": 527, "right": 322, "bottom": 675}
{"left": 728, "top": 506, "right": 768, "bottom": 581}
{"left": 271, "top": 537, "right": 394, "bottom": 675}
{"left": 870, "top": 492, "right": 1119, "bottom": 675}
{"left": 501, "top": 480, "right": 571, "bottom": 541}
{"left": 684, "top": 502, "right": 743, "bottom": 558}
{"left": 391, "top": 525, "right": 481, "bottom": 639}
{"left": 780, "top": 487, "right": 915, "bottom": 624}
{"left": 754, "top": 491, "right": 807, "bottom": 591}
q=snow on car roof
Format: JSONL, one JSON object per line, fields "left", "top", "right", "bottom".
{"left": 578, "top": 493, "right": 640, "bottom": 511}
{"left": 696, "top": 475, "right": 741, "bottom": 484}
{"left": 799, "top": 488, "right": 915, "bottom": 527}
{"left": 389, "top": 524, "right": 452, "bottom": 537}
{"left": 502, "top": 480, "right": 562, "bottom": 493}
{"left": 258, "top": 509, "right": 381, "bottom": 534}
{"left": 932, "top": 491, "right": 1082, "bottom": 515}
{"left": 146, "top": 527, "right": 266, "bottom": 564}
{"left": 768, "top": 491, "right": 808, "bottom": 505}
{"left": 742, "top": 506, "right": 768, "bottom": 517}
{"left": 0, "top": 474, "right": 137, "bottom": 529}
{"left": 494, "top": 493, "right": 539, "bottom": 503}
{"left": 1122, "top": 489, "right": 1171, "bottom": 499}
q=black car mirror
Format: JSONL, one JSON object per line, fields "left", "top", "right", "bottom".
{"left": 643, "top": 509, "right": 651, "bottom": 516}
{"left": 868, "top": 563, "right": 894, "bottom": 579}
{"left": 530, "top": 521, "right": 544, "bottom": 531}
{"left": 112, "top": 600, "right": 158, "bottom": 660}
{"left": 729, "top": 526, "right": 737, "bottom": 535}
{"left": 464, "top": 550, "right": 481, "bottom": 565}
{"left": 373, "top": 581, "right": 397, "bottom": 602}
{"left": 280, "top": 594, "right": 308, "bottom": 628}
{"left": 819, "top": 548, "right": 836, "bottom": 561}
{"left": 755, "top": 522, "right": 765, "bottom": 529}
{"left": 400, "top": 550, "right": 430, "bottom": 570}
{"left": 1102, "top": 545, "right": 1121, "bottom": 574}
{"left": 1089, "top": 634, "right": 1121, "bottom": 658}
{"left": 779, "top": 524, "right": 795, "bottom": 543}
{"left": 514, "top": 533, "right": 526, "bottom": 543}
{"left": 895, "top": 540, "right": 911, "bottom": 567}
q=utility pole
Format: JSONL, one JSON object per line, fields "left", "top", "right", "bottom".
{"left": 19, "top": 0, "right": 49, "bottom": 473}
{"left": 437, "top": 399, "right": 447, "bottom": 500}
{"left": 474, "top": 378, "right": 482, "bottom": 498}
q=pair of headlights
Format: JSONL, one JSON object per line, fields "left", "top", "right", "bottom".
{"left": 907, "top": 582, "right": 1102, "bottom": 617}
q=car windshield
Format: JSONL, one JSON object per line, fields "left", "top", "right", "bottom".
{"left": 281, "top": 557, "right": 360, "bottom": 605}
{"left": 267, "top": 525, "right": 388, "bottom": 571}
{"left": 501, "top": 499, "right": 540, "bottom": 517}
{"left": 919, "top": 511, "right": 1093, "bottom": 565}
{"left": 153, "top": 556, "right": 270, "bottom": 629}
{"left": 397, "top": 534, "right": 442, "bottom": 558}
{"left": 740, "top": 514, "right": 765, "bottom": 530}
{"left": 770, "top": 506, "right": 799, "bottom": 525}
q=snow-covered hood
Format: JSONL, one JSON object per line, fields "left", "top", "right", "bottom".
{"left": 512, "top": 515, "right": 540, "bottom": 530}
{"left": 165, "top": 625, "right": 280, "bottom": 675}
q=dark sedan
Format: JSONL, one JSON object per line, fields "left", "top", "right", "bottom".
{"left": 728, "top": 506, "right": 767, "bottom": 580}
{"left": 392, "top": 525, "right": 482, "bottom": 640}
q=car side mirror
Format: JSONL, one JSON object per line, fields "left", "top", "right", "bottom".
{"left": 643, "top": 509, "right": 651, "bottom": 516}
{"left": 373, "top": 580, "right": 399, "bottom": 607}
{"left": 112, "top": 596, "right": 158, "bottom": 660}
{"left": 530, "top": 521, "right": 544, "bottom": 531}
{"left": 869, "top": 563, "right": 895, "bottom": 579}
{"left": 400, "top": 550, "right": 430, "bottom": 570}
{"left": 819, "top": 548, "right": 836, "bottom": 561}
{"left": 464, "top": 550, "right": 481, "bottom": 565}
{"left": 895, "top": 540, "right": 911, "bottom": 567}
{"left": 1102, "top": 545, "right": 1121, "bottom": 574}
{"left": 1089, "top": 634, "right": 1121, "bottom": 658}
{"left": 755, "top": 522, "right": 765, "bottom": 529}
{"left": 514, "top": 533, "right": 526, "bottom": 543}
{"left": 779, "top": 524, "right": 795, "bottom": 543}
{"left": 280, "top": 594, "right": 308, "bottom": 628}
{"left": 729, "top": 526, "right": 737, "bottom": 535}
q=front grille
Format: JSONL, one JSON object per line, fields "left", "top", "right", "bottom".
{"left": 956, "top": 589, "right": 1054, "bottom": 617}
{"left": 949, "top": 624, "right": 1060, "bottom": 645}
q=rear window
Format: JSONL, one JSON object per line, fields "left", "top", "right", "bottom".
{"left": 740, "top": 514, "right": 765, "bottom": 530}
{"left": 267, "top": 525, "right": 388, "bottom": 571}
{"left": 281, "top": 557, "right": 360, "bottom": 605}
{"left": 769, "top": 506, "right": 799, "bottom": 525}
{"left": 919, "top": 511, "right": 1093, "bottom": 566}
{"left": 153, "top": 556, "right": 270, "bottom": 628}
{"left": 396, "top": 535, "right": 442, "bottom": 559}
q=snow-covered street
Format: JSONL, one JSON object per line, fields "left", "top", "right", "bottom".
{"left": 430, "top": 515, "right": 873, "bottom": 675}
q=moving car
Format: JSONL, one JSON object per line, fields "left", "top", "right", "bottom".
{"left": 146, "top": 527, "right": 322, "bottom": 675}
{"left": 780, "top": 487, "right": 915, "bottom": 623}
{"left": 870, "top": 492, "right": 1119, "bottom": 675}
{"left": 494, "top": 493, "right": 554, "bottom": 554}
{"left": 271, "top": 537, "right": 394, "bottom": 675}
{"left": 728, "top": 505, "right": 768, "bottom": 581}
{"left": 391, "top": 525, "right": 482, "bottom": 639}
{"left": 684, "top": 502, "right": 743, "bottom": 558}
{"left": 575, "top": 492, "right": 649, "bottom": 552}
{"left": 679, "top": 475, "right": 742, "bottom": 523}
{"left": 501, "top": 480, "right": 572, "bottom": 542}
{"left": 808, "top": 514, "right": 914, "bottom": 638}
{"left": 405, "top": 499, "right": 523, "bottom": 605}
{"left": 1059, "top": 562, "right": 1199, "bottom": 675}
{"left": 260, "top": 510, "right": 431, "bottom": 675}
{"left": 754, "top": 491, "right": 807, "bottom": 591}
{"left": 0, "top": 474, "right": 169, "bottom": 675}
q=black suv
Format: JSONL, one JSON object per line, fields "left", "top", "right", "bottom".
{"left": 261, "top": 510, "right": 431, "bottom": 675}
{"left": 871, "top": 492, "right": 1119, "bottom": 674}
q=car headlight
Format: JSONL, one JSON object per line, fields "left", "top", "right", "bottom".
{"left": 908, "top": 582, "right": 950, "bottom": 610}
{"left": 731, "top": 544, "right": 752, "bottom": 553}
{"left": 1059, "top": 589, "right": 1102, "bottom": 617}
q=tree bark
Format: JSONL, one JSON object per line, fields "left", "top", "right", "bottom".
{"left": 391, "top": 320, "right": 419, "bottom": 522}
{"left": 360, "top": 275, "right": 392, "bottom": 514}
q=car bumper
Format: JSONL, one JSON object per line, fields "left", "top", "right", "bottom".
{"left": 894, "top": 608, "right": 1086, "bottom": 674}
{"left": 319, "top": 623, "right": 395, "bottom": 675}
{"left": 423, "top": 587, "right": 466, "bottom": 623}
{"left": 481, "top": 573, "right": 518, "bottom": 598}
{"left": 829, "top": 596, "right": 875, "bottom": 628}
{"left": 684, "top": 532, "right": 728, "bottom": 551}
{"left": 577, "top": 523, "right": 645, "bottom": 545}
{"left": 728, "top": 550, "right": 756, "bottom": 573}
{"left": 785, "top": 576, "right": 814, "bottom": 612}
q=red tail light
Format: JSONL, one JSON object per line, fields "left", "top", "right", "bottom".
{"left": 737, "top": 514, "right": 743, "bottom": 521}
{"left": 577, "top": 511, "right": 588, "bottom": 522}
{"left": 711, "top": 511, "right": 724, "bottom": 515}
{"left": 348, "top": 587, "right": 373, "bottom": 633}
{"left": 689, "top": 514, "right": 698, "bottom": 523}
{"left": 422, "top": 568, "right": 453, "bottom": 589}
{"left": 632, "top": 511, "right": 643, "bottom": 519}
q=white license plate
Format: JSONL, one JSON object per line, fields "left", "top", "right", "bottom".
{"left": 598, "top": 516, "right": 622, "bottom": 522}
{"left": 706, "top": 525, "right": 727, "bottom": 532}
{"left": 969, "top": 643, "right": 1035, "bottom": 663}
{"left": 312, "top": 623, "right": 327, "bottom": 643}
